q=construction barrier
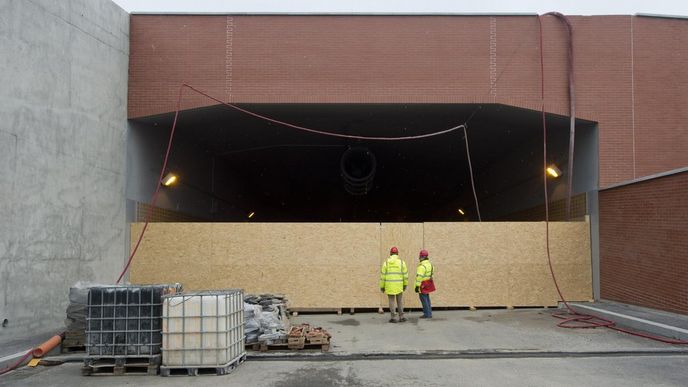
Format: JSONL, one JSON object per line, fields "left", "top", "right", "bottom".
{"left": 130, "top": 222, "right": 592, "bottom": 309}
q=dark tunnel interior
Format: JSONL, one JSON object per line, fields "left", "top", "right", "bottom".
{"left": 130, "top": 103, "right": 597, "bottom": 222}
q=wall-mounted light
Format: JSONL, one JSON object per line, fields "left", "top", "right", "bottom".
{"left": 546, "top": 165, "right": 562, "bottom": 178}
{"left": 458, "top": 208, "right": 465, "bottom": 215}
{"left": 161, "top": 173, "right": 178, "bottom": 187}
{"left": 247, "top": 211, "right": 255, "bottom": 219}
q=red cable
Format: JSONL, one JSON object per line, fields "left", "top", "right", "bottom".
{"left": 115, "top": 84, "right": 185, "bottom": 284}
{"left": 538, "top": 14, "right": 688, "bottom": 345}
{"left": 182, "top": 84, "right": 466, "bottom": 141}
{"left": 0, "top": 350, "right": 32, "bottom": 376}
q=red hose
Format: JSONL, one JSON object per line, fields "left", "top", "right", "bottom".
{"left": 182, "top": 84, "right": 466, "bottom": 141}
{"left": 538, "top": 14, "right": 688, "bottom": 345}
{"left": 115, "top": 84, "right": 184, "bottom": 284}
{"left": 0, "top": 351, "right": 32, "bottom": 376}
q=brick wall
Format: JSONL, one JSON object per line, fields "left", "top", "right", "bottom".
{"left": 599, "top": 171, "right": 688, "bottom": 314}
{"left": 502, "top": 193, "right": 587, "bottom": 221}
{"left": 135, "top": 202, "right": 204, "bottom": 222}
{"left": 128, "top": 14, "right": 688, "bottom": 188}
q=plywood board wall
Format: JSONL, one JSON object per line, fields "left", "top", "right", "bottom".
{"left": 423, "top": 222, "right": 592, "bottom": 307}
{"left": 131, "top": 223, "right": 380, "bottom": 308}
{"left": 131, "top": 221, "right": 592, "bottom": 308}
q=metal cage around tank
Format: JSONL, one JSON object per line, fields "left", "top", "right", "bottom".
{"left": 161, "top": 289, "right": 245, "bottom": 368}
{"left": 85, "top": 284, "right": 181, "bottom": 358}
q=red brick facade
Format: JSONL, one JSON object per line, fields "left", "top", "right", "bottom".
{"left": 128, "top": 14, "right": 688, "bottom": 188}
{"left": 599, "top": 171, "right": 688, "bottom": 314}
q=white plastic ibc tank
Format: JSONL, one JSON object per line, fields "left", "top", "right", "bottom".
{"left": 162, "top": 290, "right": 245, "bottom": 367}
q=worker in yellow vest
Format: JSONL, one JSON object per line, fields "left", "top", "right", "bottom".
{"left": 379, "top": 246, "right": 409, "bottom": 323}
{"left": 414, "top": 249, "right": 434, "bottom": 319}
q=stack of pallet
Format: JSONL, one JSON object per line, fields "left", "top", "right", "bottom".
{"left": 62, "top": 284, "right": 90, "bottom": 353}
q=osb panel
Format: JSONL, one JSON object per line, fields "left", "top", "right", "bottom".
{"left": 424, "top": 222, "right": 592, "bottom": 307}
{"left": 549, "top": 222, "right": 593, "bottom": 302}
{"left": 207, "top": 223, "right": 380, "bottom": 308}
{"left": 130, "top": 223, "right": 215, "bottom": 286}
{"left": 131, "top": 221, "right": 591, "bottom": 308}
{"left": 435, "top": 264, "right": 510, "bottom": 307}
{"left": 508, "top": 264, "right": 558, "bottom": 306}
{"left": 379, "top": 223, "right": 424, "bottom": 309}
{"left": 131, "top": 223, "right": 380, "bottom": 308}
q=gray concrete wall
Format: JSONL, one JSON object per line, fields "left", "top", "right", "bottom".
{"left": 0, "top": 0, "right": 129, "bottom": 343}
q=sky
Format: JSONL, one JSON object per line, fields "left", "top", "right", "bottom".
{"left": 112, "top": 0, "right": 688, "bottom": 16}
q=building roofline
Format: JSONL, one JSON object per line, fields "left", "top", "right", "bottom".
{"left": 601, "top": 166, "right": 688, "bottom": 191}
{"left": 634, "top": 13, "right": 688, "bottom": 20}
{"left": 129, "top": 12, "right": 541, "bottom": 16}
{"left": 128, "top": 11, "right": 688, "bottom": 20}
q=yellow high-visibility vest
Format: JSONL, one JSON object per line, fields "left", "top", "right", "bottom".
{"left": 415, "top": 259, "right": 433, "bottom": 287}
{"left": 379, "top": 254, "right": 409, "bottom": 295}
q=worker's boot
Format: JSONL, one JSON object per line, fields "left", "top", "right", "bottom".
{"left": 389, "top": 313, "right": 398, "bottom": 323}
{"left": 398, "top": 314, "right": 407, "bottom": 322}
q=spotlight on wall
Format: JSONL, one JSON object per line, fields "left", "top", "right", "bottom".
{"left": 247, "top": 211, "right": 255, "bottom": 219}
{"left": 161, "top": 173, "right": 178, "bottom": 186}
{"left": 546, "top": 165, "right": 562, "bottom": 178}
{"left": 458, "top": 208, "right": 465, "bottom": 215}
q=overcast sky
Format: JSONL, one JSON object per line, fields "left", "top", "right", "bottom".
{"left": 112, "top": 0, "right": 688, "bottom": 16}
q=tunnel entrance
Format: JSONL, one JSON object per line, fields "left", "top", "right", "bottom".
{"left": 127, "top": 103, "right": 597, "bottom": 222}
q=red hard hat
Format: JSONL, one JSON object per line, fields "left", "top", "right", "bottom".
{"left": 420, "top": 249, "right": 429, "bottom": 257}
{"left": 390, "top": 247, "right": 399, "bottom": 254}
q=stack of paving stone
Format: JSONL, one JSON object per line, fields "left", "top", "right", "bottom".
{"left": 243, "top": 294, "right": 289, "bottom": 345}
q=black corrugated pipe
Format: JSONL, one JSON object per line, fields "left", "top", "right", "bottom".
{"left": 340, "top": 147, "right": 377, "bottom": 195}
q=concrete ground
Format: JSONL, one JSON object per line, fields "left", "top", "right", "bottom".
{"left": 2, "top": 308, "right": 688, "bottom": 386}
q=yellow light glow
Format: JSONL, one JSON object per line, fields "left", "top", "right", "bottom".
{"left": 162, "top": 173, "right": 178, "bottom": 186}
{"left": 546, "top": 165, "right": 562, "bottom": 178}
{"left": 458, "top": 209, "right": 465, "bottom": 215}
{"left": 247, "top": 211, "right": 255, "bottom": 219}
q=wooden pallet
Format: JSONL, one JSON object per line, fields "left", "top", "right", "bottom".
{"left": 467, "top": 305, "right": 558, "bottom": 310}
{"left": 61, "top": 345, "right": 86, "bottom": 354}
{"left": 245, "top": 342, "right": 261, "bottom": 351}
{"left": 81, "top": 355, "right": 161, "bottom": 376}
{"left": 62, "top": 337, "right": 86, "bottom": 346}
{"left": 289, "top": 307, "right": 342, "bottom": 316}
{"left": 160, "top": 354, "right": 246, "bottom": 376}
{"left": 289, "top": 307, "right": 370, "bottom": 316}
{"left": 259, "top": 341, "right": 330, "bottom": 352}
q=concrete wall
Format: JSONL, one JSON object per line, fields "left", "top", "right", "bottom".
{"left": 0, "top": 0, "right": 129, "bottom": 343}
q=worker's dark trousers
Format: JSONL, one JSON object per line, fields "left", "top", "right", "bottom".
{"left": 388, "top": 294, "right": 404, "bottom": 318}
{"left": 419, "top": 293, "right": 432, "bottom": 317}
